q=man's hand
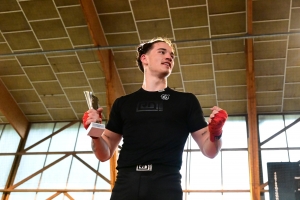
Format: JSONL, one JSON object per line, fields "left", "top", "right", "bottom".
{"left": 208, "top": 106, "right": 228, "bottom": 142}
{"left": 82, "top": 108, "right": 103, "bottom": 130}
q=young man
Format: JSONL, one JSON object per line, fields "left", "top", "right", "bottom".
{"left": 83, "top": 37, "right": 228, "bottom": 200}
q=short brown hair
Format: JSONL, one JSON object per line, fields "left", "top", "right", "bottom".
{"left": 136, "top": 37, "right": 174, "bottom": 73}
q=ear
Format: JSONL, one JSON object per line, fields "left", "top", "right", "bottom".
{"left": 140, "top": 54, "right": 148, "bottom": 66}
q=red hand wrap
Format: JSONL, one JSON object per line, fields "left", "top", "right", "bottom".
{"left": 82, "top": 112, "right": 89, "bottom": 130}
{"left": 208, "top": 110, "right": 228, "bottom": 142}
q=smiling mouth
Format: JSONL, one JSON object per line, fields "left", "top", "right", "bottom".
{"left": 162, "top": 62, "right": 171, "bottom": 67}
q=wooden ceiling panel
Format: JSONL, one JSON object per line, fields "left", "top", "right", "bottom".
{"left": 218, "top": 101, "right": 247, "bottom": 115}
{"left": 215, "top": 70, "right": 246, "bottom": 86}
{"left": 0, "top": 59, "right": 23, "bottom": 75}
{"left": 284, "top": 83, "right": 300, "bottom": 98}
{"left": 20, "top": 0, "right": 59, "bottom": 21}
{"left": 70, "top": 101, "right": 89, "bottom": 114}
{"left": 169, "top": 0, "right": 206, "bottom": 8}
{"left": 196, "top": 95, "right": 217, "bottom": 108}
{"left": 39, "top": 38, "right": 73, "bottom": 51}
{"left": 88, "top": 78, "right": 106, "bottom": 93}
{"left": 209, "top": 13, "right": 246, "bottom": 35}
{"left": 287, "top": 49, "right": 300, "bottom": 66}
{"left": 254, "top": 41, "right": 287, "bottom": 60}
{"left": 256, "top": 92, "right": 283, "bottom": 106}
{"left": 40, "top": 95, "right": 70, "bottom": 108}
{"left": 58, "top": 6, "right": 87, "bottom": 27}
{"left": 253, "top": 21, "right": 289, "bottom": 35}
{"left": 67, "top": 27, "right": 93, "bottom": 46}
{"left": 288, "top": 35, "right": 300, "bottom": 49}
{"left": 174, "top": 27, "right": 209, "bottom": 41}
{"left": 48, "top": 108, "right": 76, "bottom": 120}
{"left": 17, "top": 55, "right": 48, "bottom": 66}
{"left": 253, "top": 0, "right": 290, "bottom": 21}
{"left": 19, "top": 103, "right": 47, "bottom": 115}
{"left": 113, "top": 51, "right": 137, "bottom": 69}
{"left": 26, "top": 115, "right": 52, "bottom": 122}
{"left": 184, "top": 80, "right": 215, "bottom": 95}
{"left": 106, "top": 33, "right": 139, "bottom": 46}
{"left": 77, "top": 50, "right": 100, "bottom": 63}
{"left": 0, "top": 44, "right": 11, "bottom": 55}
{"left": 1, "top": 75, "right": 32, "bottom": 90}
{"left": 54, "top": 0, "right": 79, "bottom": 7}
{"left": 82, "top": 62, "right": 104, "bottom": 78}
{"left": 255, "top": 77, "right": 284, "bottom": 92}
{"left": 211, "top": 39, "right": 245, "bottom": 53}
{"left": 213, "top": 53, "right": 246, "bottom": 70}
{"left": 131, "top": 0, "right": 169, "bottom": 21}
{"left": 118, "top": 68, "right": 143, "bottom": 84}
{"left": 24, "top": 66, "right": 56, "bottom": 82}
{"left": 56, "top": 72, "right": 89, "bottom": 87}
{"left": 48, "top": 56, "right": 81, "bottom": 73}
{"left": 181, "top": 64, "right": 213, "bottom": 81}
{"left": 0, "top": 0, "right": 20, "bottom": 12}
{"left": 217, "top": 86, "right": 246, "bottom": 100}
{"left": 94, "top": 0, "right": 130, "bottom": 13}
{"left": 10, "top": 90, "right": 40, "bottom": 103}
{"left": 168, "top": 73, "right": 183, "bottom": 90}
{"left": 283, "top": 99, "right": 300, "bottom": 112}
{"left": 0, "top": 12, "right": 30, "bottom": 32}
{"left": 64, "top": 87, "right": 90, "bottom": 101}
{"left": 4, "top": 32, "right": 40, "bottom": 50}
{"left": 257, "top": 106, "right": 282, "bottom": 113}
{"left": 255, "top": 60, "right": 285, "bottom": 76}
{"left": 33, "top": 81, "right": 63, "bottom": 95}
{"left": 285, "top": 67, "right": 300, "bottom": 83}
{"left": 100, "top": 13, "right": 136, "bottom": 33}
{"left": 137, "top": 20, "right": 173, "bottom": 40}
{"left": 123, "top": 84, "right": 142, "bottom": 95}
{"left": 289, "top": 8, "right": 300, "bottom": 29}
{"left": 30, "top": 20, "right": 67, "bottom": 39}
{"left": 177, "top": 46, "right": 212, "bottom": 65}
{"left": 171, "top": 7, "right": 208, "bottom": 28}
{"left": 208, "top": 0, "right": 245, "bottom": 14}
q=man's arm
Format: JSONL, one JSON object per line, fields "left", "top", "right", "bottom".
{"left": 191, "top": 127, "right": 222, "bottom": 158}
{"left": 91, "top": 129, "right": 122, "bottom": 162}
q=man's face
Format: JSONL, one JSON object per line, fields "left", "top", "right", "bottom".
{"left": 141, "top": 42, "right": 175, "bottom": 77}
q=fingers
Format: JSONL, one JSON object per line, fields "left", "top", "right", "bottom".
{"left": 86, "top": 108, "right": 103, "bottom": 124}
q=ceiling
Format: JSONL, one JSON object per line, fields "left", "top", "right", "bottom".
{"left": 1, "top": 0, "right": 300, "bottom": 133}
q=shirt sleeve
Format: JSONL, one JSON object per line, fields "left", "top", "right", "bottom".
{"left": 105, "top": 98, "right": 123, "bottom": 135}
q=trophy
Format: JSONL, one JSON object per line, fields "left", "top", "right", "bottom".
{"left": 83, "top": 91, "right": 105, "bottom": 138}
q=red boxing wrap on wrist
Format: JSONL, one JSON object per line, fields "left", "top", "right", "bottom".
{"left": 82, "top": 112, "right": 89, "bottom": 130}
{"left": 208, "top": 110, "right": 228, "bottom": 142}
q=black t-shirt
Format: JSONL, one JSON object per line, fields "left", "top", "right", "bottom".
{"left": 106, "top": 87, "right": 207, "bottom": 170}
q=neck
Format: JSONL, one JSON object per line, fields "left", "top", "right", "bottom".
{"left": 142, "top": 75, "right": 167, "bottom": 92}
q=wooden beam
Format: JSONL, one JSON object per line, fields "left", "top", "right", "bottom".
{"left": 79, "top": 0, "right": 125, "bottom": 189}
{"left": 0, "top": 80, "right": 28, "bottom": 138}
{"left": 246, "top": 1, "right": 260, "bottom": 200}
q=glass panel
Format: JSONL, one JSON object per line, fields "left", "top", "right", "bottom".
{"left": 39, "top": 156, "right": 72, "bottom": 189}
{"left": 261, "top": 150, "right": 289, "bottom": 183}
{"left": 17, "top": 174, "right": 41, "bottom": 189}
{"left": 0, "top": 124, "right": 4, "bottom": 137}
{"left": 27, "top": 138, "right": 51, "bottom": 152}
{"left": 8, "top": 192, "right": 36, "bottom": 200}
{"left": 185, "top": 192, "right": 222, "bottom": 200}
{"left": 36, "top": 192, "right": 60, "bottom": 200}
{"left": 0, "top": 156, "right": 15, "bottom": 188}
{"left": 188, "top": 152, "right": 222, "bottom": 190}
{"left": 99, "top": 159, "right": 111, "bottom": 180}
{"left": 258, "top": 115, "right": 286, "bottom": 147}
{"left": 25, "top": 123, "right": 54, "bottom": 149}
{"left": 77, "top": 154, "right": 100, "bottom": 171}
{"left": 94, "top": 192, "right": 112, "bottom": 200}
{"left": 284, "top": 114, "right": 300, "bottom": 126}
{"left": 222, "top": 192, "right": 250, "bottom": 200}
{"left": 222, "top": 116, "right": 247, "bottom": 148}
{"left": 222, "top": 151, "right": 249, "bottom": 189}
{"left": 67, "top": 157, "right": 97, "bottom": 189}
{"left": 284, "top": 115, "right": 300, "bottom": 147}
{"left": 48, "top": 123, "right": 79, "bottom": 152}
{"left": 54, "top": 122, "right": 70, "bottom": 132}
{"left": 14, "top": 155, "right": 46, "bottom": 185}
{"left": 75, "top": 124, "right": 93, "bottom": 151}
{"left": 52, "top": 193, "right": 64, "bottom": 200}
{"left": 68, "top": 192, "right": 93, "bottom": 200}
{"left": 0, "top": 125, "right": 20, "bottom": 153}
{"left": 289, "top": 150, "right": 300, "bottom": 162}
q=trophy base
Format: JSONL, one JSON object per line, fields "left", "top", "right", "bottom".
{"left": 86, "top": 122, "right": 105, "bottom": 138}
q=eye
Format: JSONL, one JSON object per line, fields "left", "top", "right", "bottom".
{"left": 159, "top": 50, "right": 165, "bottom": 54}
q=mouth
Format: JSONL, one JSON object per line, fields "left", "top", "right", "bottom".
{"left": 162, "top": 62, "right": 171, "bottom": 68}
